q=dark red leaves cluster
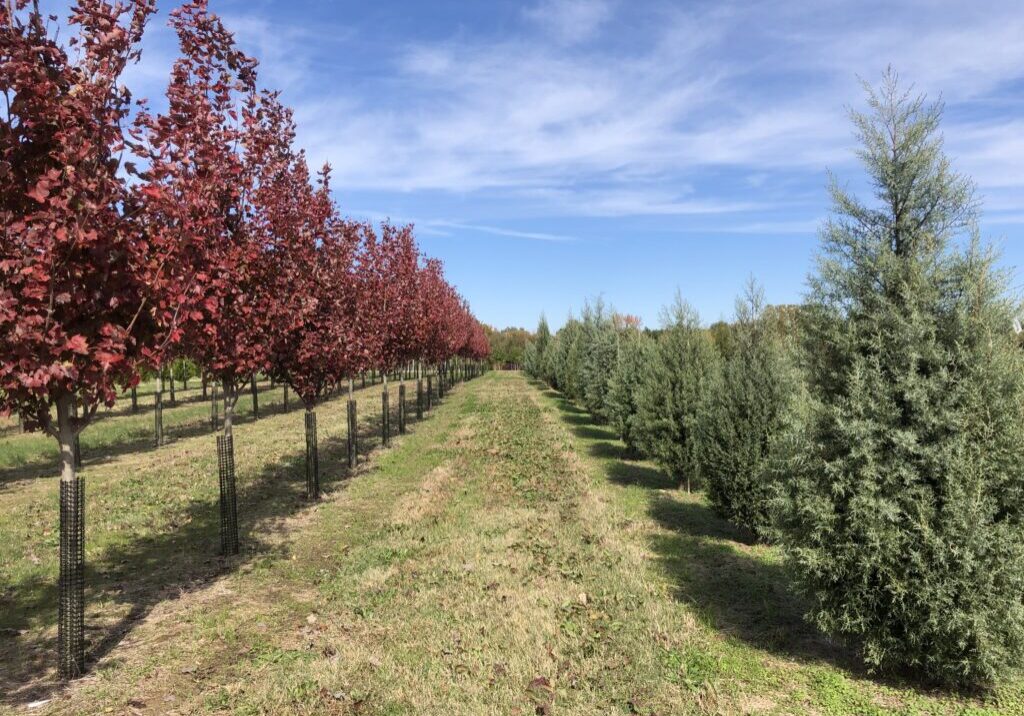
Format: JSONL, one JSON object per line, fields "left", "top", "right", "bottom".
{"left": 1, "top": 0, "right": 157, "bottom": 434}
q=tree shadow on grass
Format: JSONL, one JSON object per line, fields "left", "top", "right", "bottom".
{"left": 0, "top": 385, "right": 294, "bottom": 490}
{"left": 534, "top": 381, "right": 868, "bottom": 676}
{"left": 605, "top": 459, "right": 677, "bottom": 490}
{"left": 0, "top": 385, "right": 436, "bottom": 708}
{"left": 646, "top": 495, "right": 853, "bottom": 666}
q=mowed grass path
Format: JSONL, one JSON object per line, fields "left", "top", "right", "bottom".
{"left": 2, "top": 372, "right": 1021, "bottom": 714}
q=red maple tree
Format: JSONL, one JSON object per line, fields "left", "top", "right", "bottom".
{"left": 271, "top": 165, "right": 362, "bottom": 408}
{"left": 0, "top": 0, "right": 169, "bottom": 679}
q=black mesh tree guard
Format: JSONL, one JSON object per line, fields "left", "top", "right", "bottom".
{"left": 154, "top": 388, "right": 163, "bottom": 446}
{"left": 381, "top": 390, "right": 390, "bottom": 447}
{"left": 58, "top": 477, "right": 85, "bottom": 680}
{"left": 250, "top": 376, "right": 259, "bottom": 420}
{"left": 426, "top": 376, "right": 433, "bottom": 411}
{"left": 202, "top": 375, "right": 208, "bottom": 400}
{"left": 416, "top": 379, "right": 424, "bottom": 420}
{"left": 130, "top": 386, "right": 138, "bottom": 413}
{"left": 283, "top": 384, "right": 289, "bottom": 412}
{"left": 305, "top": 410, "right": 319, "bottom": 499}
{"left": 347, "top": 399, "right": 357, "bottom": 469}
{"left": 217, "top": 435, "right": 239, "bottom": 555}
{"left": 398, "top": 384, "right": 407, "bottom": 434}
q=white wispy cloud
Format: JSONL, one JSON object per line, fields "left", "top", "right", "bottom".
{"left": 114, "top": 0, "right": 1024, "bottom": 227}
{"left": 523, "top": 0, "right": 615, "bottom": 45}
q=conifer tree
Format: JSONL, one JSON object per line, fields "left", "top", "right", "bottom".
{"left": 579, "top": 298, "right": 618, "bottom": 420}
{"left": 525, "top": 314, "right": 552, "bottom": 380}
{"left": 700, "top": 279, "right": 799, "bottom": 538}
{"left": 606, "top": 327, "right": 654, "bottom": 456}
{"left": 633, "top": 296, "right": 719, "bottom": 491}
{"left": 550, "top": 317, "right": 584, "bottom": 400}
{"left": 779, "top": 70, "right": 1024, "bottom": 686}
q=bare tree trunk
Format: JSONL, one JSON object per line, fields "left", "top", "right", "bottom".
{"left": 70, "top": 398, "right": 82, "bottom": 468}
{"left": 250, "top": 375, "right": 259, "bottom": 420}
{"left": 382, "top": 373, "right": 390, "bottom": 447}
{"left": 347, "top": 378, "right": 357, "bottom": 469}
{"left": 223, "top": 382, "right": 237, "bottom": 438}
{"left": 56, "top": 395, "right": 85, "bottom": 680}
{"left": 154, "top": 371, "right": 164, "bottom": 446}
{"left": 399, "top": 382, "right": 407, "bottom": 434}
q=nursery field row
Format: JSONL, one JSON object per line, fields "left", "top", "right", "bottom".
{"left": 2, "top": 372, "right": 1017, "bottom": 715}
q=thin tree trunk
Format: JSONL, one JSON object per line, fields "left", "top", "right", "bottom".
{"left": 347, "top": 378, "right": 357, "bottom": 469}
{"left": 210, "top": 382, "right": 219, "bottom": 431}
{"left": 154, "top": 372, "right": 164, "bottom": 446}
{"left": 250, "top": 375, "right": 259, "bottom": 420}
{"left": 399, "top": 382, "right": 407, "bottom": 434}
{"left": 70, "top": 398, "right": 82, "bottom": 468}
{"left": 305, "top": 407, "right": 319, "bottom": 499}
{"left": 382, "top": 373, "right": 390, "bottom": 447}
{"left": 223, "top": 382, "right": 236, "bottom": 438}
{"left": 218, "top": 382, "right": 239, "bottom": 555}
{"left": 56, "top": 395, "right": 85, "bottom": 680}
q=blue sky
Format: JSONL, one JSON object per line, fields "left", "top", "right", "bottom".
{"left": 116, "top": 0, "right": 1024, "bottom": 329}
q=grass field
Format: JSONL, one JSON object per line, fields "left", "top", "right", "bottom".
{"left": 1, "top": 372, "right": 1021, "bottom": 714}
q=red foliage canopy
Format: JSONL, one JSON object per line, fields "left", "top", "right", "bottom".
{"left": 359, "top": 221, "right": 422, "bottom": 373}
{"left": 134, "top": 2, "right": 302, "bottom": 408}
{"left": 271, "top": 166, "right": 365, "bottom": 407}
{"left": 0, "top": 0, "right": 161, "bottom": 434}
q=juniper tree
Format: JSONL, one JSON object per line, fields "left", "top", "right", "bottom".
{"left": 524, "top": 314, "right": 552, "bottom": 380}
{"left": 779, "top": 70, "right": 1024, "bottom": 686}
{"left": 606, "top": 327, "right": 655, "bottom": 456}
{"left": 550, "top": 317, "right": 585, "bottom": 400}
{"left": 700, "top": 279, "right": 799, "bottom": 538}
{"left": 579, "top": 298, "right": 618, "bottom": 420}
{"left": 633, "top": 295, "right": 720, "bottom": 491}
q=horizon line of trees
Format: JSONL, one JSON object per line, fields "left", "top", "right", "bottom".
{"left": 525, "top": 71, "right": 1024, "bottom": 689}
{"left": 1, "top": 0, "right": 489, "bottom": 680}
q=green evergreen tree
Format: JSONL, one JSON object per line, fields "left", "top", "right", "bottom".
{"left": 633, "top": 295, "right": 720, "bottom": 491}
{"left": 779, "top": 71, "right": 1024, "bottom": 686}
{"left": 606, "top": 327, "right": 654, "bottom": 456}
{"left": 549, "top": 317, "right": 584, "bottom": 400}
{"left": 525, "top": 314, "right": 552, "bottom": 379}
{"left": 579, "top": 298, "right": 618, "bottom": 420}
{"left": 700, "top": 279, "right": 799, "bottom": 538}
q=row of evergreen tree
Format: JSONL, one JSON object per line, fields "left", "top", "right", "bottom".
{"left": 524, "top": 72, "right": 1024, "bottom": 688}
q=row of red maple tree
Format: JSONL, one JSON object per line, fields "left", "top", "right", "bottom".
{"left": 1, "top": 0, "right": 490, "bottom": 680}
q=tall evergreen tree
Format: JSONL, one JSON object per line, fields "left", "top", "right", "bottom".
{"left": 606, "top": 327, "right": 655, "bottom": 456}
{"left": 524, "top": 314, "right": 552, "bottom": 379}
{"left": 552, "top": 317, "right": 585, "bottom": 401}
{"left": 700, "top": 279, "right": 800, "bottom": 538}
{"left": 779, "top": 71, "right": 1024, "bottom": 686}
{"left": 579, "top": 298, "right": 618, "bottom": 420}
{"left": 633, "top": 295, "right": 720, "bottom": 491}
